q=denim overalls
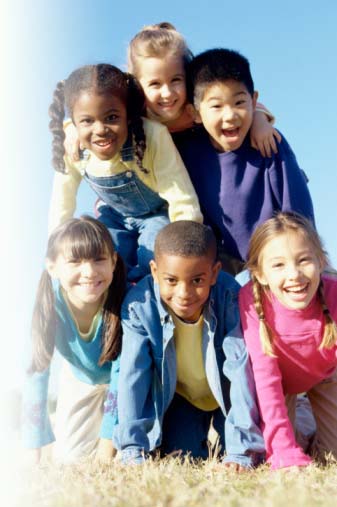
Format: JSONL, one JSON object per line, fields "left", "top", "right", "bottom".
{"left": 82, "top": 143, "right": 170, "bottom": 281}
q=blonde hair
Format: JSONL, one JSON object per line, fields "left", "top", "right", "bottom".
{"left": 246, "top": 212, "right": 337, "bottom": 356}
{"left": 128, "top": 22, "right": 193, "bottom": 78}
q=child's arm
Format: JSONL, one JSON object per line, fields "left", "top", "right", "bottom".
{"left": 21, "top": 368, "right": 55, "bottom": 463}
{"left": 221, "top": 285, "right": 265, "bottom": 469}
{"left": 98, "top": 357, "right": 119, "bottom": 461}
{"left": 147, "top": 121, "right": 203, "bottom": 223}
{"left": 48, "top": 158, "right": 82, "bottom": 233}
{"left": 268, "top": 135, "right": 315, "bottom": 223}
{"left": 251, "top": 103, "right": 282, "bottom": 158}
{"left": 239, "top": 284, "right": 312, "bottom": 470}
{"left": 114, "top": 300, "right": 155, "bottom": 464}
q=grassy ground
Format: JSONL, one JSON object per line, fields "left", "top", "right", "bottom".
{"left": 7, "top": 455, "right": 337, "bottom": 507}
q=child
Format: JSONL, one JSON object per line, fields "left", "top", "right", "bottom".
{"left": 22, "top": 216, "right": 126, "bottom": 463}
{"left": 49, "top": 63, "right": 202, "bottom": 281}
{"left": 114, "top": 221, "right": 264, "bottom": 468}
{"left": 127, "top": 22, "right": 280, "bottom": 156}
{"left": 175, "top": 48, "right": 315, "bottom": 275}
{"left": 239, "top": 212, "right": 337, "bottom": 469}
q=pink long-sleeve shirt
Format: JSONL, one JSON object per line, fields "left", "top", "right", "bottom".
{"left": 239, "top": 274, "right": 337, "bottom": 469}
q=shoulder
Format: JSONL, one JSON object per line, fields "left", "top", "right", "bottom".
{"left": 142, "top": 117, "right": 170, "bottom": 138}
{"left": 322, "top": 272, "right": 337, "bottom": 314}
{"left": 122, "top": 275, "right": 159, "bottom": 319}
{"left": 211, "top": 271, "right": 241, "bottom": 302}
{"left": 239, "top": 281, "right": 255, "bottom": 308}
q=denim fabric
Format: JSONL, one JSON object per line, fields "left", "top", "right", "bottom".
{"left": 114, "top": 272, "right": 265, "bottom": 468}
{"left": 84, "top": 170, "right": 169, "bottom": 281}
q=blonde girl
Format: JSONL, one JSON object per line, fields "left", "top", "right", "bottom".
{"left": 239, "top": 212, "right": 337, "bottom": 469}
{"left": 128, "top": 22, "right": 281, "bottom": 156}
{"left": 22, "top": 216, "right": 126, "bottom": 463}
{"left": 49, "top": 63, "right": 202, "bottom": 281}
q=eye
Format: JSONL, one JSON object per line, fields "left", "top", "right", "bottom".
{"left": 67, "top": 258, "right": 80, "bottom": 265}
{"left": 271, "top": 262, "right": 284, "bottom": 269}
{"left": 106, "top": 114, "right": 119, "bottom": 123}
{"left": 236, "top": 99, "right": 247, "bottom": 106}
{"left": 192, "top": 277, "right": 204, "bottom": 285}
{"left": 149, "top": 81, "right": 160, "bottom": 88}
{"left": 299, "top": 256, "right": 311, "bottom": 264}
{"left": 210, "top": 104, "right": 221, "bottom": 110}
{"left": 80, "top": 118, "right": 92, "bottom": 125}
{"left": 172, "top": 76, "right": 183, "bottom": 83}
{"left": 164, "top": 277, "right": 177, "bottom": 285}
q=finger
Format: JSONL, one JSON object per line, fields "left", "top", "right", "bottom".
{"left": 273, "top": 129, "right": 282, "bottom": 144}
{"left": 264, "top": 139, "right": 272, "bottom": 158}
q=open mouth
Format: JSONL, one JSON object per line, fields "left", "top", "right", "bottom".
{"left": 222, "top": 127, "right": 240, "bottom": 138}
{"left": 93, "top": 138, "right": 114, "bottom": 149}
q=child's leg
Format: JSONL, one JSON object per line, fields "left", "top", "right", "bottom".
{"left": 128, "top": 211, "right": 169, "bottom": 281}
{"left": 53, "top": 361, "right": 108, "bottom": 463}
{"left": 97, "top": 206, "right": 138, "bottom": 272}
{"left": 307, "top": 368, "right": 337, "bottom": 460}
{"left": 160, "top": 393, "right": 212, "bottom": 459}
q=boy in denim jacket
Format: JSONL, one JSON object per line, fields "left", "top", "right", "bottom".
{"left": 115, "top": 221, "right": 264, "bottom": 468}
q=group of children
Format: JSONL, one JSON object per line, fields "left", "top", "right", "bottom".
{"left": 22, "top": 22, "right": 337, "bottom": 471}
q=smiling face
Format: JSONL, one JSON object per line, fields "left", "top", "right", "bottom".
{"left": 150, "top": 254, "right": 221, "bottom": 322}
{"left": 72, "top": 91, "right": 128, "bottom": 160}
{"left": 255, "top": 231, "right": 323, "bottom": 310}
{"left": 47, "top": 249, "right": 115, "bottom": 314}
{"left": 137, "top": 53, "right": 187, "bottom": 127}
{"left": 197, "top": 80, "right": 257, "bottom": 152}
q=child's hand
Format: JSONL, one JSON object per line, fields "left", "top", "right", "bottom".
{"left": 223, "top": 461, "right": 250, "bottom": 473}
{"left": 250, "top": 111, "right": 282, "bottom": 158}
{"left": 95, "top": 438, "right": 117, "bottom": 464}
{"left": 64, "top": 121, "right": 81, "bottom": 161}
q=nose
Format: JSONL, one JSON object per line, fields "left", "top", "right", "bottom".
{"left": 221, "top": 106, "right": 236, "bottom": 123}
{"left": 81, "top": 260, "right": 96, "bottom": 277}
{"left": 286, "top": 263, "right": 300, "bottom": 280}
{"left": 177, "top": 282, "right": 191, "bottom": 300}
{"left": 160, "top": 84, "right": 173, "bottom": 99}
{"left": 93, "top": 121, "right": 106, "bottom": 135}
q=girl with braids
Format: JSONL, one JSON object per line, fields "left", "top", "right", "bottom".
{"left": 22, "top": 216, "right": 126, "bottom": 463}
{"left": 239, "top": 212, "right": 337, "bottom": 470}
{"left": 49, "top": 63, "right": 202, "bottom": 281}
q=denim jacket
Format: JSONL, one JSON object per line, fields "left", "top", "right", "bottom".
{"left": 114, "top": 271, "right": 264, "bottom": 467}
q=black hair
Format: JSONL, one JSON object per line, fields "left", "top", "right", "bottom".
{"left": 48, "top": 63, "right": 147, "bottom": 174}
{"left": 154, "top": 220, "right": 217, "bottom": 262}
{"left": 187, "top": 48, "right": 255, "bottom": 109}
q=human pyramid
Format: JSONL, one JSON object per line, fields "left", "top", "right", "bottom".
{"left": 22, "top": 22, "right": 337, "bottom": 471}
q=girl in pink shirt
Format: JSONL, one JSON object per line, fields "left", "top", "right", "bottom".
{"left": 239, "top": 212, "right": 337, "bottom": 469}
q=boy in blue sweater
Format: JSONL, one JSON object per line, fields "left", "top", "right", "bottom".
{"left": 174, "top": 49, "right": 315, "bottom": 275}
{"left": 115, "top": 221, "right": 264, "bottom": 469}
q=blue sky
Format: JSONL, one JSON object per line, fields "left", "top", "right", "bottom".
{"left": 2, "top": 0, "right": 337, "bottom": 390}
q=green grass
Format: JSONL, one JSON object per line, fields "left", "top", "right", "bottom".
{"left": 10, "top": 456, "right": 337, "bottom": 507}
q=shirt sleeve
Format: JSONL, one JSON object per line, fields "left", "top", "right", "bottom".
{"left": 100, "top": 357, "right": 119, "bottom": 441}
{"left": 48, "top": 156, "right": 83, "bottom": 233}
{"left": 21, "top": 368, "right": 55, "bottom": 449}
{"left": 149, "top": 123, "right": 203, "bottom": 223}
{"left": 221, "top": 283, "right": 265, "bottom": 468}
{"left": 267, "top": 136, "right": 315, "bottom": 223}
{"left": 239, "top": 284, "right": 312, "bottom": 469}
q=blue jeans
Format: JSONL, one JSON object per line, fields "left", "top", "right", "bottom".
{"left": 160, "top": 393, "right": 225, "bottom": 459}
{"left": 84, "top": 169, "right": 169, "bottom": 281}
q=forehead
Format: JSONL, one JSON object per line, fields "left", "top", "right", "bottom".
{"left": 72, "top": 91, "right": 126, "bottom": 115}
{"left": 156, "top": 253, "right": 213, "bottom": 276}
{"left": 138, "top": 54, "right": 185, "bottom": 79}
{"left": 200, "top": 80, "right": 250, "bottom": 103}
{"left": 260, "top": 231, "right": 313, "bottom": 261}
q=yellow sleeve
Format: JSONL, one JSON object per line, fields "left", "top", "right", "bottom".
{"left": 48, "top": 156, "right": 83, "bottom": 234}
{"left": 146, "top": 122, "right": 203, "bottom": 223}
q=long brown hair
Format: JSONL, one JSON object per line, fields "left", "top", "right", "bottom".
{"left": 246, "top": 212, "right": 337, "bottom": 356}
{"left": 29, "top": 216, "right": 126, "bottom": 373}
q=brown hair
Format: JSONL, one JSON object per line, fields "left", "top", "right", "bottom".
{"left": 246, "top": 212, "right": 337, "bottom": 356}
{"left": 29, "top": 216, "right": 126, "bottom": 373}
{"left": 128, "top": 22, "right": 193, "bottom": 78}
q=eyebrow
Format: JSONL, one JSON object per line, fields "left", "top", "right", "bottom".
{"left": 207, "top": 90, "right": 248, "bottom": 101}
{"left": 162, "top": 271, "right": 206, "bottom": 277}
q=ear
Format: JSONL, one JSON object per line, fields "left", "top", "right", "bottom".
{"left": 150, "top": 259, "right": 159, "bottom": 283}
{"left": 194, "top": 109, "right": 203, "bottom": 124}
{"left": 210, "top": 261, "right": 222, "bottom": 285}
{"left": 254, "top": 269, "right": 268, "bottom": 286}
{"left": 252, "top": 90, "right": 259, "bottom": 110}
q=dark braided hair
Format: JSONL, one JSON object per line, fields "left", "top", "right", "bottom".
{"left": 48, "top": 64, "right": 147, "bottom": 174}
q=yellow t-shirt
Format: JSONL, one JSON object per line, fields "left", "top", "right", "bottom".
{"left": 172, "top": 312, "right": 219, "bottom": 411}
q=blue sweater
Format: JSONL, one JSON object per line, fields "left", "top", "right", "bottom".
{"left": 22, "top": 283, "right": 119, "bottom": 448}
{"left": 173, "top": 127, "right": 315, "bottom": 262}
